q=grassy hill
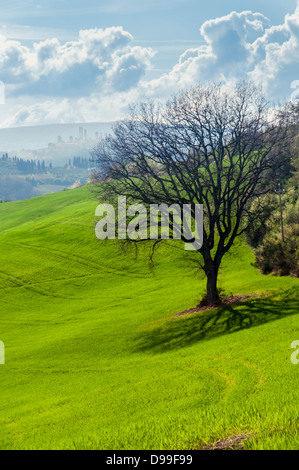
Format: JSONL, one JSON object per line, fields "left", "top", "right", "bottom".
{"left": 0, "top": 186, "right": 298, "bottom": 450}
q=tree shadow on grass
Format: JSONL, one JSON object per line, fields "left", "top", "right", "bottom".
{"left": 133, "top": 290, "right": 299, "bottom": 354}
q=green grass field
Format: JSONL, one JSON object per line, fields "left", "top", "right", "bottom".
{"left": 0, "top": 186, "right": 298, "bottom": 450}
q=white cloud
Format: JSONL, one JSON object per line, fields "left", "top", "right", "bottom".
{"left": 141, "top": 10, "right": 272, "bottom": 96}
{"left": 249, "top": 2, "right": 299, "bottom": 97}
{"left": 1, "top": 90, "right": 141, "bottom": 127}
{"left": 139, "top": 3, "right": 299, "bottom": 103}
{"left": 2, "top": 3, "right": 299, "bottom": 128}
{"left": 0, "top": 26, "right": 154, "bottom": 97}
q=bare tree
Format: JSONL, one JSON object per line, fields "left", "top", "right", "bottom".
{"left": 91, "top": 82, "right": 289, "bottom": 306}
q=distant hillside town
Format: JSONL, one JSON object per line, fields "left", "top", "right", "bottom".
{"left": 0, "top": 123, "right": 113, "bottom": 201}
{"left": 48, "top": 126, "right": 107, "bottom": 148}
{"left": 0, "top": 122, "right": 113, "bottom": 163}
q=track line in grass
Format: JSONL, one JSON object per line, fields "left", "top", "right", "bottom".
{"left": 0, "top": 269, "right": 77, "bottom": 299}
{"left": 4, "top": 240, "right": 151, "bottom": 279}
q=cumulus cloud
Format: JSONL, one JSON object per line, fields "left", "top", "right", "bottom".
{"left": 1, "top": 89, "right": 141, "bottom": 127}
{"left": 140, "top": 10, "right": 271, "bottom": 95}
{"left": 143, "top": 4, "right": 299, "bottom": 100}
{"left": 2, "top": 3, "right": 299, "bottom": 127}
{"left": 249, "top": 2, "right": 299, "bottom": 98}
{"left": 0, "top": 26, "right": 155, "bottom": 97}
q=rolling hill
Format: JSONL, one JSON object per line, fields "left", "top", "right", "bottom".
{"left": 0, "top": 186, "right": 298, "bottom": 450}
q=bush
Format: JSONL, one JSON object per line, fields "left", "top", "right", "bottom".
{"left": 255, "top": 224, "right": 299, "bottom": 277}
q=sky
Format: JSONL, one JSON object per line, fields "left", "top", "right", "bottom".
{"left": 0, "top": 0, "right": 298, "bottom": 127}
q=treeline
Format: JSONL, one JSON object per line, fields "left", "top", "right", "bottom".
{"left": 69, "top": 157, "right": 90, "bottom": 169}
{"left": 1, "top": 154, "right": 90, "bottom": 173}
{"left": 1, "top": 154, "right": 51, "bottom": 174}
{"left": 16, "top": 158, "right": 47, "bottom": 174}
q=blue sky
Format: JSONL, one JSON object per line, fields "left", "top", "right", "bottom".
{"left": 0, "top": 0, "right": 298, "bottom": 126}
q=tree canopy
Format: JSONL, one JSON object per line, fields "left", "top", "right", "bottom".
{"left": 92, "top": 82, "right": 291, "bottom": 305}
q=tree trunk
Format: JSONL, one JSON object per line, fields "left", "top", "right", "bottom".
{"left": 206, "top": 263, "right": 220, "bottom": 306}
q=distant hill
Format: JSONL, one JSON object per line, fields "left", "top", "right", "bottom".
{"left": 0, "top": 122, "right": 114, "bottom": 152}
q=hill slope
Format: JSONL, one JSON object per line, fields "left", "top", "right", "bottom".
{"left": 0, "top": 187, "right": 298, "bottom": 450}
